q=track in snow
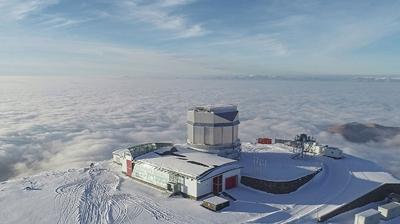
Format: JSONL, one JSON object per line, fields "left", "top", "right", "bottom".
{"left": 54, "top": 167, "right": 185, "bottom": 224}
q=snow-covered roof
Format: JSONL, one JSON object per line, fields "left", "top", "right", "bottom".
{"left": 112, "top": 148, "right": 130, "bottom": 156}
{"left": 190, "top": 104, "right": 237, "bottom": 113}
{"left": 112, "top": 143, "right": 174, "bottom": 158}
{"left": 134, "top": 144, "right": 241, "bottom": 180}
{"left": 379, "top": 202, "right": 400, "bottom": 210}
{"left": 203, "top": 196, "right": 229, "bottom": 205}
{"left": 356, "top": 209, "right": 381, "bottom": 217}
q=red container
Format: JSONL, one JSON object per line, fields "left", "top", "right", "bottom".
{"left": 258, "top": 138, "right": 272, "bottom": 144}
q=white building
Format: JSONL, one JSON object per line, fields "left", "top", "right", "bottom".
{"left": 305, "top": 142, "right": 343, "bottom": 159}
{"left": 354, "top": 209, "right": 381, "bottom": 224}
{"left": 113, "top": 143, "right": 242, "bottom": 200}
{"left": 324, "top": 146, "right": 343, "bottom": 159}
{"left": 186, "top": 105, "right": 241, "bottom": 159}
{"left": 378, "top": 202, "right": 400, "bottom": 220}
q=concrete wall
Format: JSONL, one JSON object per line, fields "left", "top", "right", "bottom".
{"left": 318, "top": 183, "right": 400, "bottom": 222}
{"left": 241, "top": 168, "right": 322, "bottom": 194}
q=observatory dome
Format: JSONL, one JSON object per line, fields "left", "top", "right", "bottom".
{"left": 186, "top": 105, "right": 241, "bottom": 159}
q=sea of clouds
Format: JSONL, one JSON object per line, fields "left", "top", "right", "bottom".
{"left": 0, "top": 76, "right": 399, "bottom": 181}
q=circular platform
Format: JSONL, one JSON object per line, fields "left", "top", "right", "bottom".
{"left": 240, "top": 143, "right": 322, "bottom": 182}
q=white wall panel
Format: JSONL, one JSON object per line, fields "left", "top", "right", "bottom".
{"left": 187, "top": 111, "right": 195, "bottom": 123}
{"left": 187, "top": 124, "right": 194, "bottom": 144}
{"left": 194, "top": 112, "right": 213, "bottom": 124}
{"left": 182, "top": 178, "right": 198, "bottom": 197}
{"left": 197, "top": 178, "right": 212, "bottom": 197}
{"left": 194, "top": 126, "right": 204, "bottom": 144}
{"left": 222, "top": 126, "right": 233, "bottom": 144}
{"left": 204, "top": 127, "right": 214, "bottom": 145}
{"left": 213, "top": 127, "right": 223, "bottom": 144}
{"left": 233, "top": 125, "right": 239, "bottom": 141}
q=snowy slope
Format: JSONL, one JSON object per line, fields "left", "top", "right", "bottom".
{"left": 233, "top": 144, "right": 400, "bottom": 223}
{"left": 0, "top": 163, "right": 258, "bottom": 224}
{"left": 0, "top": 143, "right": 399, "bottom": 224}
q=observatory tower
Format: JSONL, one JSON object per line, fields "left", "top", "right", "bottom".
{"left": 186, "top": 105, "right": 241, "bottom": 159}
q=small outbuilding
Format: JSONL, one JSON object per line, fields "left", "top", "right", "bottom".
{"left": 305, "top": 142, "right": 343, "bottom": 159}
{"left": 324, "top": 146, "right": 343, "bottom": 159}
{"left": 354, "top": 209, "right": 381, "bottom": 224}
{"left": 378, "top": 201, "right": 400, "bottom": 220}
{"left": 202, "top": 196, "right": 230, "bottom": 211}
{"left": 257, "top": 138, "right": 272, "bottom": 144}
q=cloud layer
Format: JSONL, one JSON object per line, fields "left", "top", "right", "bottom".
{"left": 0, "top": 76, "right": 399, "bottom": 181}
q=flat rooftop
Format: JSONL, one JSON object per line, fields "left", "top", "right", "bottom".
{"left": 203, "top": 196, "right": 229, "bottom": 205}
{"left": 190, "top": 104, "right": 237, "bottom": 113}
{"left": 135, "top": 144, "right": 241, "bottom": 180}
{"left": 356, "top": 209, "right": 381, "bottom": 217}
{"left": 379, "top": 202, "right": 400, "bottom": 210}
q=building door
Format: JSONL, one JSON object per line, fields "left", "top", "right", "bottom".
{"left": 126, "top": 160, "right": 132, "bottom": 177}
{"left": 225, "top": 175, "right": 237, "bottom": 189}
{"left": 213, "top": 175, "right": 222, "bottom": 194}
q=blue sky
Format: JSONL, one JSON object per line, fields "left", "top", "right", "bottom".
{"left": 1, "top": 0, "right": 400, "bottom": 76}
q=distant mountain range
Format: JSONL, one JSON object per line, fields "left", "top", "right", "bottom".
{"left": 328, "top": 122, "right": 400, "bottom": 144}
{"left": 192, "top": 75, "right": 400, "bottom": 82}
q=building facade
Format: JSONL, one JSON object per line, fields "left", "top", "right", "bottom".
{"left": 113, "top": 143, "right": 242, "bottom": 200}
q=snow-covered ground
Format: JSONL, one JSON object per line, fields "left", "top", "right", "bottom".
{"left": 235, "top": 143, "right": 400, "bottom": 223}
{"left": 329, "top": 201, "right": 400, "bottom": 224}
{"left": 0, "top": 143, "right": 399, "bottom": 224}
{"left": 240, "top": 143, "right": 322, "bottom": 181}
{"left": 0, "top": 163, "right": 256, "bottom": 224}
